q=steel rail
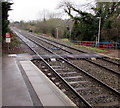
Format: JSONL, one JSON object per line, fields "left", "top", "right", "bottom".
{"left": 12, "top": 29, "right": 92, "bottom": 108}
{"left": 101, "top": 58, "right": 120, "bottom": 66}
{"left": 32, "top": 32, "right": 119, "bottom": 66}
{"left": 19, "top": 29, "right": 119, "bottom": 67}
{"left": 22, "top": 31, "right": 120, "bottom": 76}
{"left": 83, "top": 59, "right": 120, "bottom": 75}
{"left": 27, "top": 32, "right": 86, "bottom": 53}
{"left": 20, "top": 28, "right": 120, "bottom": 66}
{"left": 14, "top": 28, "right": 120, "bottom": 97}
{"left": 25, "top": 33, "right": 73, "bottom": 54}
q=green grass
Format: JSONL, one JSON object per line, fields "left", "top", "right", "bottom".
{"left": 72, "top": 43, "right": 108, "bottom": 52}
{"left": 60, "top": 38, "right": 69, "bottom": 41}
{"left": 10, "top": 31, "right": 20, "bottom": 47}
{"left": 60, "top": 38, "right": 108, "bottom": 53}
{"left": 84, "top": 46, "right": 108, "bottom": 52}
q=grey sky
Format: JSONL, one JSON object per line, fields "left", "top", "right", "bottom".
{"left": 8, "top": 0, "right": 91, "bottom": 22}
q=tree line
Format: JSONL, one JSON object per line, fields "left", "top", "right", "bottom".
{"left": 13, "top": 1, "right": 120, "bottom": 42}
{"left": 59, "top": 1, "right": 120, "bottom": 42}
{"left": 2, "top": 0, "right": 13, "bottom": 39}
{"left": 13, "top": 18, "right": 73, "bottom": 39}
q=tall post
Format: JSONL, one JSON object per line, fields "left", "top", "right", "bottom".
{"left": 69, "top": 27, "right": 72, "bottom": 40}
{"left": 97, "top": 17, "right": 101, "bottom": 47}
{"left": 56, "top": 28, "right": 58, "bottom": 39}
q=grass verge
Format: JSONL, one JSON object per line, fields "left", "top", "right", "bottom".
{"left": 9, "top": 30, "right": 20, "bottom": 47}
{"left": 60, "top": 38, "right": 108, "bottom": 53}
{"left": 60, "top": 38, "right": 69, "bottom": 41}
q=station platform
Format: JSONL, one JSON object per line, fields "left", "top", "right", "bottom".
{"left": 3, "top": 54, "right": 76, "bottom": 107}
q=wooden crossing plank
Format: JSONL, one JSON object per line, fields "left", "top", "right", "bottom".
{"left": 32, "top": 53, "right": 106, "bottom": 59}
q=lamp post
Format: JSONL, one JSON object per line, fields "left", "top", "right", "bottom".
{"left": 97, "top": 17, "right": 101, "bottom": 47}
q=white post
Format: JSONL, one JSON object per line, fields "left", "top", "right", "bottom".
{"left": 97, "top": 17, "right": 101, "bottom": 47}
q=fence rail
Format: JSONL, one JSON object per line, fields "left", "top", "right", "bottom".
{"left": 70, "top": 40, "right": 120, "bottom": 49}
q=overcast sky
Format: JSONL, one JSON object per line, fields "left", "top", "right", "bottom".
{"left": 8, "top": 0, "right": 91, "bottom": 22}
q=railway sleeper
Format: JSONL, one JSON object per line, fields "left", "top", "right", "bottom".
{"left": 54, "top": 68, "right": 71, "bottom": 72}
{"left": 51, "top": 65, "right": 61, "bottom": 68}
{"left": 69, "top": 81, "right": 89, "bottom": 85}
{"left": 58, "top": 71, "right": 77, "bottom": 75}
{"left": 48, "top": 62, "right": 63, "bottom": 66}
{"left": 47, "top": 73, "right": 52, "bottom": 76}
{"left": 64, "top": 76, "right": 83, "bottom": 79}
{"left": 64, "top": 76, "right": 84, "bottom": 82}
{"left": 60, "top": 73, "right": 80, "bottom": 77}
{"left": 53, "top": 67, "right": 70, "bottom": 70}
{"left": 50, "top": 77, "right": 56, "bottom": 81}
{"left": 70, "top": 82, "right": 93, "bottom": 88}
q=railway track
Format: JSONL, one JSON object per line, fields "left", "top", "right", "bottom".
{"left": 11, "top": 27, "right": 120, "bottom": 107}
{"left": 15, "top": 28, "right": 120, "bottom": 91}
{"left": 21, "top": 29, "right": 120, "bottom": 67}
{"left": 27, "top": 30, "right": 120, "bottom": 65}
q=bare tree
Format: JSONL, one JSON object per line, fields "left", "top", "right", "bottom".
{"left": 37, "top": 9, "right": 49, "bottom": 21}
{"left": 38, "top": 9, "right": 62, "bottom": 21}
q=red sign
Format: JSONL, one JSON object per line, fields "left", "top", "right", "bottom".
{"left": 6, "top": 33, "right": 11, "bottom": 43}
{"left": 6, "top": 33, "right": 10, "bottom": 38}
